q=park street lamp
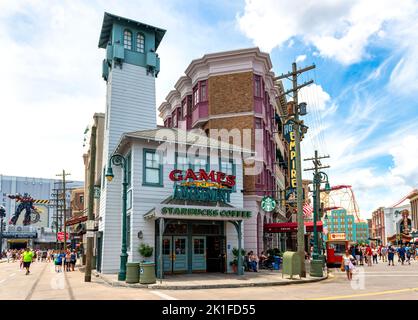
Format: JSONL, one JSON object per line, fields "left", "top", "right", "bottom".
{"left": 310, "top": 172, "right": 331, "bottom": 277}
{"left": 105, "top": 153, "right": 128, "bottom": 281}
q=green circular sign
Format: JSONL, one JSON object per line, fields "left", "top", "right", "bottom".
{"left": 261, "top": 196, "right": 276, "bottom": 212}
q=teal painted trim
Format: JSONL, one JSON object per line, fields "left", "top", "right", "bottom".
{"left": 142, "top": 148, "right": 164, "bottom": 187}
{"left": 187, "top": 223, "right": 192, "bottom": 274}
{"left": 104, "top": 22, "right": 157, "bottom": 70}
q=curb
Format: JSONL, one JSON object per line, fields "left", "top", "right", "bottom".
{"left": 93, "top": 270, "right": 328, "bottom": 290}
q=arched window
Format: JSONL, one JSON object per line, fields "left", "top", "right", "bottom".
{"left": 123, "top": 30, "right": 132, "bottom": 50}
{"left": 136, "top": 33, "right": 145, "bottom": 53}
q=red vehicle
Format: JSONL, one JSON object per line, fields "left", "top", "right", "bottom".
{"left": 326, "top": 240, "right": 350, "bottom": 267}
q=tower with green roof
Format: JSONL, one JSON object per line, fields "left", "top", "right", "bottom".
{"left": 98, "top": 12, "right": 165, "bottom": 274}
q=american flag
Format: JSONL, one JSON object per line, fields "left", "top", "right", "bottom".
{"left": 303, "top": 202, "right": 313, "bottom": 219}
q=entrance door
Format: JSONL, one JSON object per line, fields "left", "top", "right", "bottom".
{"left": 192, "top": 237, "right": 206, "bottom": 272}
{"left": 173, "top": 236, "right": 187, "bottom": 272}
{"left": 96, "top": 231, "right": 103, "bottom": 272}
{"left": 206, "top": 236, "right": 225, "bottom": 272}
{"left": 162, "top": 236, "right": 173, "bottom": 273}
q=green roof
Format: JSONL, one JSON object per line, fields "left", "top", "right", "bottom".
{"left": 98, "top": 12, "right": 166, "bottom": 49}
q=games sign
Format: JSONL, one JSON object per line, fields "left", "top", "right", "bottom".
{"left": 169, "top": 169, "right": 235, "bottom": 203}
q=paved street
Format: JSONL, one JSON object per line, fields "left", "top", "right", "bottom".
{"left": 1, "top": 259, "right": 418, "bottom": 300}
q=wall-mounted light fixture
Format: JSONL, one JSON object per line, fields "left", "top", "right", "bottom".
{"left": 138, "top": 230, "right": 143, "bottom": 239}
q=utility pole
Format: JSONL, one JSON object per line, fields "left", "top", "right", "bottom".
{"left": 57, "top": 170, "right": 71, "bottom": 250}
{"left": 85, "top": 124, "right": 97, "bottom": 282}
{"left": 275, "top": 62, "right": 315, "bottom": 277}
{"left": 304, "top": 150, "right": 330, "bottom": 277}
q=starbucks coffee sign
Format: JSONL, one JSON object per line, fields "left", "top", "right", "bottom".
{"left": 261, "top": 196, "right": 276, "bottom": 212}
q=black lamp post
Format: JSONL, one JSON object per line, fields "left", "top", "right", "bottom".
{"left": 105, "top": 154, "right": 128, "bottom": 281}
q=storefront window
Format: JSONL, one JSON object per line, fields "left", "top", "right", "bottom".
{"left": 192, "top": 224, "right": 221, "bottom": 235}
{"left": 165, "top": 223, "right": 188, "bottom": 234}
{"left": 174, "top": 238, "right": 186, "bottom": 254}
{"left": 194, "top": 239, "right": 205, "bottom": 254}
{"left": 162, "top": 239, "right": 170, "bottom": 255}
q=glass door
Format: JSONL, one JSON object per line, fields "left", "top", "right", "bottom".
{"left": 173, "top": 236, "right": 187, "bottom": 272}
{"left": 162, "top": 236, "right": 173, "bottom": 274}
{"left": 192, "top": 236, "right": 206, "bottom": 272}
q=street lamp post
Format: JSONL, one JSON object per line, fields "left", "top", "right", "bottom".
{"left": 105, "top": 153, "right": 128, "bottom": 281}
{"left": 312, "top": 172, "right": 330, "bottom": 260}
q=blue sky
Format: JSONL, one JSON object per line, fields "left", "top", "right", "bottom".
{"left": 0, "top": 0, "right": 417, "bottom": 218}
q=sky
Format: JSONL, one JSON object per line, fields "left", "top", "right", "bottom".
{"left": 1, "top": 0, "right": 417, "bottom": 219}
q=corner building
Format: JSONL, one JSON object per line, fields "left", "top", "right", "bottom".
{"left": 96, "top": 13, "right": 254, "bottom": 275}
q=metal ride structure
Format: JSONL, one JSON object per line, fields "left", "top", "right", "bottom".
{"left": 319, "top": 185, "right": 361, "bottom": 222}
{"left": 6, "top": 193, "right": 47, "bottom": 226}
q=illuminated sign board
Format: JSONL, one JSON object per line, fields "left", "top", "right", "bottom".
{"left": 284, "top": 120, "right": 297, "bottom": 197}
{"left": 169, "top": 169, "right": 235, "bottom": 203}
{"left": 161, "top": 206, "right": 251, "bottom": 219}
{"left": 329, "top": 233, "right": 346, "bottom": 240}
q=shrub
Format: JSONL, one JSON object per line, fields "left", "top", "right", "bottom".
{"left": 138, "top": 243, "right": 153, "bottom": 259}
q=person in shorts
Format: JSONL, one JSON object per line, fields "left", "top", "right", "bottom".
{"left": 70, "top": 250, "right": 77, "bottom": 271}
{"left": 22, "top": 248, "right": 34, "bottom": 275}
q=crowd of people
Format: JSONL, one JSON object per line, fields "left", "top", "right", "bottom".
{"left": 342, "top": 243, "right": 418, "bottom": 280}
{"left": 1, "top": 248, "right": 78, "bottom": 275}
{"left": 244, "top": 250, "right": 281, "bottom": 272}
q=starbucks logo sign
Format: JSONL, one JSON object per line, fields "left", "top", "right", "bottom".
{"left": 261, "top": 196, "right": 276, "bottom": 212}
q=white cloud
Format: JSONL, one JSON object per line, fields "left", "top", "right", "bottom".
{"left": 299, "top": 83, "right": 330, "bottom": 111}
{"left": 0, "top": 0, "right": 244, "bottom": 181}
{"left": 237, "top": 0, "right": 418, "bottom": 64}
{"left": 296, "top": 55, "right": 306, "bottom": 63}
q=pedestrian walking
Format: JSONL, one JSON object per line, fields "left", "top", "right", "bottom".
{"left": 54, "top": 250, "right": 64, "bottom": 273}
{"left": 70, "top": 250, "right": 77, "bottom": 271}
{"left": 372, "top": 247, "right": 378, "bottom": 264}
{"left": 388, "top": 245, "right": 395, "bottom": 266}
{"left": 381, "top": 246, "right": 387, "bottom": 262}
{"left": 342, "top": 250, "right": 355, "bottom": 281}
{"left": 366, "top": 245, "right": 372, "bottom": 266}
{"left": 22, "top": 248, "right": 34, "bottom": 275}
{"left": 64, "top": 250, "right": 72, "bottom": 272}
{"left": 399, "top": 245, "right": 406, "bottom": 265}
{"left": 6, "top": 250, "right": 12, "bottom": 263}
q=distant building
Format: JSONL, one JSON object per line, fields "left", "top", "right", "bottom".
{"left": 354, "top": 221, "right": 369, "bottom": 244}
{"left": 323, "top": 209, "right": 368, "bottom": 243}
{"left": 371, "top": 207, "right": 385, "bottom": 245}
{"left": 407, "top": 189, "right": 418, "bottom": 231}
{"left": 0, "top": 175, "right": 82, "bottom": 250}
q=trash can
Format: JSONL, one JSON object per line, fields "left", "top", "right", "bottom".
{"left": 125, "top": 262, "right": 140, "bottom": 284}
{"left": 282, "top": 251, "right": 301, "bottom": 279}
{"left": 139, "top": 262, "right": 156, "bottom": 284}
{"left": 273, "top": 256, "right": 281, "bottom": 270}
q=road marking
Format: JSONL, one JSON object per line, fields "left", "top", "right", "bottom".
{"left": 0, "top": 279, "right": 5, "bottom": 284}
{"left": 309, "top": 287, "right": 418, "bottom": 300}
{"left": 9, "top": 273, "right": 16, "bottom": 277}
{"left": 25, "top": 263, "right": 49, "bottom": 300}
{"left": 150, "top": 290, "right": 178, "bottom": 300}
{"left": 63, "top": 271, "right": 75, "bottom": 300}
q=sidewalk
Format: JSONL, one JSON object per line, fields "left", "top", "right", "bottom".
{"left": 92, "top": 263, "right": 328, "bottom": 290}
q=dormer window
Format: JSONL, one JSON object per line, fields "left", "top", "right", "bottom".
{"left": 136, "top": 33, "right": 145, "bottom": 53}
{"left": 123, "top": 30, "right": 132, "bottom": 50}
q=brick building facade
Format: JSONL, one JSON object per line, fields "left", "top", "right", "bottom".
{"left": 159, "top": 48, "right": 289, "bottom": 254}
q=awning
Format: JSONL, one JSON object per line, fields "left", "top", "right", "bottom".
{"left": 66, "top": 215, "right": 88, "bottom": 226}
{"left": 264, "top": 221, "right": 323, "bottom": 233}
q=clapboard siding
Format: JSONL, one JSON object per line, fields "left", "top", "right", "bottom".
{"left": 99, "top": 63, "right": 157, "bottom": 273}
